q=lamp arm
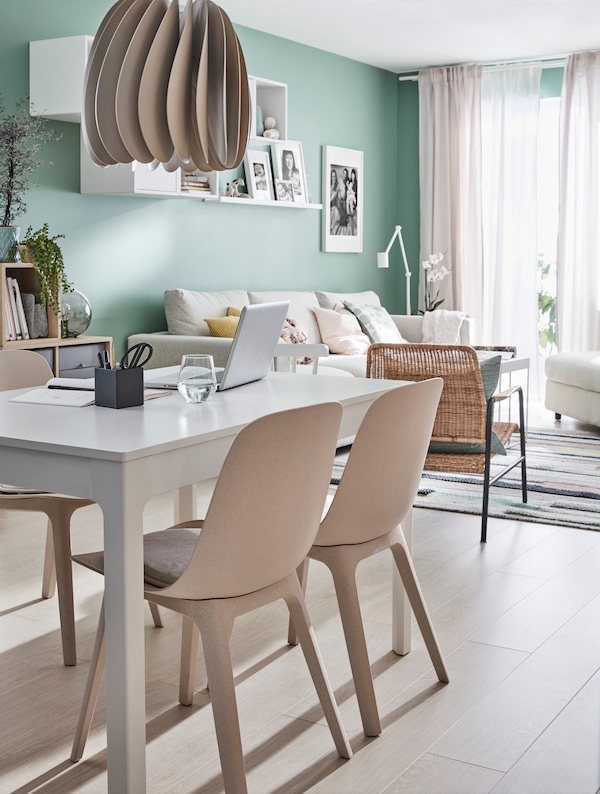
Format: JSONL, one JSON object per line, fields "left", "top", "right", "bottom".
{"left": 378, "top": 224, "right": 412, "bottom": 315}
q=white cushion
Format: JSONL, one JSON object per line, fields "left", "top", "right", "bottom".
{"left": 165, "top": 289, "right": 249, "bottom": 336}
{"left": 312, "top": 307, "right": 370, "bottom": 355}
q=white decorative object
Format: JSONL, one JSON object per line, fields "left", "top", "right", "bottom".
{"left": 263, "top": 116, "right": 276, "bottom": 130}
{"left": 263, "top": 129, "right": 280, "bottom": 139}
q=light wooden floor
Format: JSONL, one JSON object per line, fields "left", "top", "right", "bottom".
{"left": 1, "top": 403, "right": 599, "bottom": 794}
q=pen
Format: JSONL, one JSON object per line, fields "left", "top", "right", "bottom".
{"left": 97, "top": 350, "right": 111, "bottom": 369}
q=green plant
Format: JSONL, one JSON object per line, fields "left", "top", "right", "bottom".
{"left": 0, "top": 95, "right": 60, "bottom": 227}
{"left": 537, "top": 255, "right": 557, "bottom": 353}
{"left": 22, "top": 224, "right": 72, "bottom": 324}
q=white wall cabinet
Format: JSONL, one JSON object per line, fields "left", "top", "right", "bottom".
{"left": 30, "top": 35, "right": 320, "bottom": 209}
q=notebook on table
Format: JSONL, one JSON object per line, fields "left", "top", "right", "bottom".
{"left": 145, "top": 300, "right": 290, "bottom": 391}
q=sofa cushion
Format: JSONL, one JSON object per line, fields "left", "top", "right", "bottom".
{"left": 248, "top": 291, "right": 322, "bottom": 343}
{"left": 165, "top": 289, "right": 250, "bottom": 336}
{"left": 313, "top": 307, "right": 370, "bottom": 355}
{"left": 316, "top": 290, "right": 381, "bottom": 310}
{"left": 204, "top": 316, "right": 240, "bottom": 337}
{"left": 343, "top": 301, "right": 406, "bottom": 344}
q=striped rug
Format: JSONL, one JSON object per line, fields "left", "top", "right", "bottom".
{"left": 333, "top": 427, "right": 600, "bottom": 531}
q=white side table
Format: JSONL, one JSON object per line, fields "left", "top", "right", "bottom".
{"left": 499, "top": 355, "right": 530, "bottom": 429}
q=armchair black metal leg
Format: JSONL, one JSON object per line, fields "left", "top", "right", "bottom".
{"left": 518, "top": 388, "right": 528, "bottom": 503}
{"left": 481, "top": 398, "right": 495, "bottom": 543}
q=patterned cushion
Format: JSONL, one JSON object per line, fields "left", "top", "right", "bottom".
{"left": 227, "top": 306, "right": 243, "bottom": 317}
{"left": 204, "top": 316, "right": 240, "bottom": 337}
{"left": 343, "top": 301, "right": 405, "bottom": 344}
{"left": 316, "top": 290, "right": 381, "bottom": 310}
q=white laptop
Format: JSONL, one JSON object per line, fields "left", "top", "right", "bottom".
{"left": 145, "top": 300, "right": 290, "bottom": 391}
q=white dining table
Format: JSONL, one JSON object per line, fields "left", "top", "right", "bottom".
{"left": 0, "top": 371, "right": 411, "bottom": 793}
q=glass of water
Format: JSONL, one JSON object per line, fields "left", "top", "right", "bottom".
{"left": 177, "top": 355, "right": 217, "bottom": 403}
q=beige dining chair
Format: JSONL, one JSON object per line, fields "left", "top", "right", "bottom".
{"left": 288, "top": 378, "right": 449, "bottom": 737}
{"left": 70, "top": 402, "right": 352, "bottom": 793}
{"left": 0, "top": 349, "right": 95, "bottom": 666}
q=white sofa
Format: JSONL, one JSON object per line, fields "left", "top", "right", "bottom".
{"left": 544, "top": 351, "right": 600, "bottom": 425}
{"left": 128, "top": 288, "right": 473, "bottom": 375}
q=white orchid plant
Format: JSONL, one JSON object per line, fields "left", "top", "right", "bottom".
{"left": 420, "top": 252, "right": 449, "bottom": 313}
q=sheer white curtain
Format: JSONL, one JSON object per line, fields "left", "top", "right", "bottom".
{"left": 557, "top": 51, "right": 600, "bottom": 351}
{"left": 480, "top": 66, "right": 542, "bottom": 390}
{"left": 418, "top": 66, "right": 483, "bottom": 327}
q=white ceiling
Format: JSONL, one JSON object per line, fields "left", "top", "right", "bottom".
{"left": 217, "top": 0, "right": 600, "bottom": 73}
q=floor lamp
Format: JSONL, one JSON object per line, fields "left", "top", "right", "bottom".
{"left": 377, "top": 225, "right": 412, "bottom": 315}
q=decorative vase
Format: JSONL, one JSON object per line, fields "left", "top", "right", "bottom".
{"left": 60, "top": 289, "right": 92, "bottom": 337}
{"left": 0, "top": 226, "right": 21, "bottom": 262}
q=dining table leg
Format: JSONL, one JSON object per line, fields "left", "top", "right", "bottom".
{"left": 94, "top": 459, "right": 148, "bottom": 794}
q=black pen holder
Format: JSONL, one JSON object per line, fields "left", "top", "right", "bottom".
{"left": 95, "top": 366, "right": 144, "bottom": 409}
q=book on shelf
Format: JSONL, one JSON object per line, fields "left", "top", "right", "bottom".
{"left": 3, "top": 276, "right": 16, "bottom": 340}
{"left": 4, "top": 276, "right": 23, "bottom": 339}
{"left": 10, "top": 278, "right": 30, "bottom": 340}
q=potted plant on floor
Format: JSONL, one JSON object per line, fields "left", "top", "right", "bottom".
{"left": 0, "top": 94, "right": 60, "bottom": 261}
{"left": 21, "top": 223, "right": 72, "bottom": 337}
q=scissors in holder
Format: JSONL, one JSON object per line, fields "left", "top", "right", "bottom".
{"left": 119, "top": 342, "right": 153, "bottom": 369}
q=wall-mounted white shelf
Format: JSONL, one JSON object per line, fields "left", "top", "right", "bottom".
{"left": 220, "top": 196, "right": 322, "bottom": 209}
{"left": 29, "top": 35, "right": 93, "bottom": 122}
{"left": 30, "top": 35, "right": 315, "bottom": 209}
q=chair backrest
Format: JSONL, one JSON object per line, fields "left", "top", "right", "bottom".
{"left": 162, "top": 401, "right": 343, "bottom": 600}
{"left": 367, "top": 344, "right": 487, "bottom": 444}
{"left": 315, "top": 379, "right": 443, "bottom": 546}
{"left": 0, "top": 350, "right": 54, "bottom": 390}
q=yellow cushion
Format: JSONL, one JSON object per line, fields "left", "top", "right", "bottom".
{"left": 227, "top": 306, "right": 243, "bottom": 317}
{"left": 204, "top": 316, "right": 240, "bottom": 337}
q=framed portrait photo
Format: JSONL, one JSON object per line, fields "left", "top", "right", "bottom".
{"left": 322, "top": 145, "right": 363, "bottom": 252}
{"left": 244, "top": 149, "right": 274, "bottom": 200}
{"left": 270, "top": 140, "right": 307, "bottom": 204}
{"left": 274, "top": 179, "right": 294, "bottom": 202}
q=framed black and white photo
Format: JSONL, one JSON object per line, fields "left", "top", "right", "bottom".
{"left": 270, "top": 140, "right": 307, "bottom": 204}
{"left": 244, "top": 149, "right": 274, "bottom": 200}
{"left": 322, "top": 145, "right": 363, "bottom": 252}
{"left": 274, "top": 179, "right": 294, "bottom": 202}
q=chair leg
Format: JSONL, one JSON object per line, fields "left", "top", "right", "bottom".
{"left": 197, "top": 608, "right": 249, "bottom": 794}
{"left": 390, "top": 539, "right": 449, "bottom": 683}
{"left": 46, "top": 503, "right": 79, "bottom": 666}
{"left": 287, "top": 558, "right": 309, "bottom": 646}
{"left": 179, "top": 616, "right": 199, "bottom": 706}
{"left": 284, "top": 574, "right": 353, "bottom": 757}
{"left": 41, "top": 518, "right": 57, "bottom": 599}
{"left": 148, "top": 601, "right": 163, "bottom": 628}
{"left": 518, "top": 393, "right": 528, "bottom": 504}
{"left": 71, "top": 598, "right": 106, "bottom": 762}
{"left": 324, "top": 559, "right": 382, "bottom": 737}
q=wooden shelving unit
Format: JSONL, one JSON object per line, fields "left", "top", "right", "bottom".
{"left": 1, "top": 261, "right": 113, "bottom": 377}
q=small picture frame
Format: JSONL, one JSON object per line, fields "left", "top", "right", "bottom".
{"left": 244, "top": 149, "right": 274, "bottom": 200}
{"left": 270, "top": 140, "right": 307, "bottom": 204}
{"left": 274, "top": 179, "right": 294, "bottom": 202}
{"left": 322, "top": 145, "right": 363, "bottom": 252}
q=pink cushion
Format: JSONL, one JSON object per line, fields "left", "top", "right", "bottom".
{"left": 313, "top": 307, "right": 371, "bottom": 355}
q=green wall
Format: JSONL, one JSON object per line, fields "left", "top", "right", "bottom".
{"left": 0, "top": 1, "right": 402, "bottom": 356}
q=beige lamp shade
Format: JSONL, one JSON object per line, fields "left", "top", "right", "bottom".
{"left": 83, "top": 0, "right": 250, "bottom": 172}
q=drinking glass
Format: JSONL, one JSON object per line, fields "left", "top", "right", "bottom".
{"left": 177, "top": 355, "right": 217, "bottom": 403}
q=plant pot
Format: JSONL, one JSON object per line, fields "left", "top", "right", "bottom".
{"left": 0, "top": 226, "right": 21, "bottom": 262}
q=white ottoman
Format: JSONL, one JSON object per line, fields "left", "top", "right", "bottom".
{"left": 544, "top": 351, "right": 600, "bottom": 425}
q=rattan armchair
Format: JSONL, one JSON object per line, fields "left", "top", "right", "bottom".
{"left": 366, "top": 344, "right": 527, "bottom": 542}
